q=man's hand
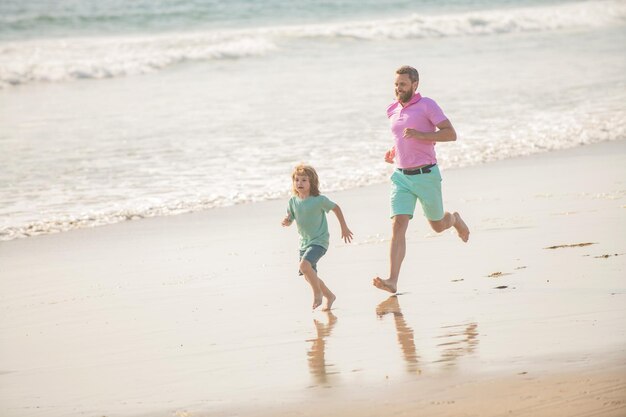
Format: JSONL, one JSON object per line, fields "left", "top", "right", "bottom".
{"left": 384, "top": 147, "right": 395, "bottom": 164}
{"left": 403, "top": 128, "right": 425, "bottom": 140}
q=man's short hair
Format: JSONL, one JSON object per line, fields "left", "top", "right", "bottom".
{"left": 396, "top": 65, "right": 419, "bottom": 83}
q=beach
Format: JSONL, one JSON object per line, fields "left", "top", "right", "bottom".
{"left": 2, "top": 0, "right": 625, "bottom": 415}
{"left": 1, "top": 139, "right": 625, "bottom": 417}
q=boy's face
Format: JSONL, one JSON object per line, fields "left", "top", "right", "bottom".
{"left": 294, "top": 174, "right": 311, "bottom": 196}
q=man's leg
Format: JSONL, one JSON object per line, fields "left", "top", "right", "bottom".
{"left": 373, "top": 214, "right": 410, "bottom": 293}
{"left": 428, "top": 212, "right": 469, "bottom": 242}
{"left": 416, "top": 165, "right": 469, "bottom": 242}
{"left": 389, "top": 214, "right": 410, "bottom": 283}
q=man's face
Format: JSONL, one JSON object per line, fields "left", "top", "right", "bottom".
{"left": 394, "top": 73, "right": 417, "bottom": 103}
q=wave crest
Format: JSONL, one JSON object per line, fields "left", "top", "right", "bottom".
{"left": 0, "top": 34, "right": 277, "bottom": 87}
{"left": 272, "top": 0, "right": 626, "bottom": 40}
{"left": 1, "top": 0, "right": 624, "bottom": 87}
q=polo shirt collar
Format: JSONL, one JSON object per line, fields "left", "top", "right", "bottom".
{"left": 401, "top": 92, "right": 422, "bottom": 108}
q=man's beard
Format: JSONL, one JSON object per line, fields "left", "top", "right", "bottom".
{"left": 396, "top": 89, "right": 413, "bottom": 103}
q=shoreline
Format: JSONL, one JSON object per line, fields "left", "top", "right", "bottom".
{"left": 2, "top": 138, "right": 623, "bottom": 243}
{"left": 1, "top": 139, "right": 625, "bottom": 417}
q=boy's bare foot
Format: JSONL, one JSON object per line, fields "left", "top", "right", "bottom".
{"left": 373, "top": 277, "right": 397, "bottom": 294}
{"left": 312, "top": 292, "right": 323, "bottom": 310}
{"left": 322, "top": 293, "right": 336, "bottom": 311}
{"left": 453, "top": 212, "right": 470, "bottom": 242}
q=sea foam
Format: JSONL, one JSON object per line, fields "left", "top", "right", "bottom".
{"left": 1, "top": 0, "right": 624, "bottom": 88}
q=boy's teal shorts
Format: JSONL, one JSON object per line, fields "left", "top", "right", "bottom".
{"left": 298, "top": 244, "right": 327, "bottom": 276}
{"left": 390, "top": 165, "right": 444, "bottom": 221}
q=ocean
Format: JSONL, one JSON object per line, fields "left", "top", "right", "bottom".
{"left": 1, "top": 0, "right": 625, "bottom": 240}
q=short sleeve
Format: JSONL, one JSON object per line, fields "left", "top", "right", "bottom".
{"left": 426, "top": 99, "right": 448, "bottom": 126}
{"left": 320, "top": 195, "right": 336, "bottom": 213}
{"left": 287, "top": 198, "right": 295, "bottom": 221}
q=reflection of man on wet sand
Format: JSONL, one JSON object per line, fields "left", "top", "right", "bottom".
{"left": 435, "top": 322, "right": 479, "bottom": 368}
{"left": 307, "top": 311, "right": 338, "bottom": 384}
{"left": 376, "top": 296, "right": 420, "bottom": 374}
{"left": 377, "top": 295, "right": 479, "bottom": 373}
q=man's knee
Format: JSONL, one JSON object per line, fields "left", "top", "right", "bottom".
{"left": 392, "top": 215, "right": 410, "bottom": 234}
{"left": 429, "top": 218, "right": 447, "bottom": 233}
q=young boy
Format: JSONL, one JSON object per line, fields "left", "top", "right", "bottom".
{"left": 282, "top": 164, "right": 353, "bottom": 311}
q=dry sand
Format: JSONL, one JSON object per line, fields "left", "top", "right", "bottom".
{"left": 1, "top": 140, "right": 625, "bottom": 417}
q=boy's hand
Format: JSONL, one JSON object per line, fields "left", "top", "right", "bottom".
{"left": 341, "top": 227, "right": 353, "bottom": 243}
{"left": 281, "top": 215, "right": 292, "bottom": 227}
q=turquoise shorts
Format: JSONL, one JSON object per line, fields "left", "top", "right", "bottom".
{"left": 390, "top": 165, "right": 444, "bottom": 221}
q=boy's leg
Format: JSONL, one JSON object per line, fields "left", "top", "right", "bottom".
{"left": 299, "top": 260, "right": 323, "bottom": 309}
{"left": 317, "top": 278, "right": 336, "bottom": 311}
{"left": 299, "top": 245, "right": 331, "bottom": 310}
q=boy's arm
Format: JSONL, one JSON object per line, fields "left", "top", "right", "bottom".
{"left": 282, "top": 203, "right": 294, "bottom": 227}
{"left": 331, "top": 204, "right": 353, "bottom": 243}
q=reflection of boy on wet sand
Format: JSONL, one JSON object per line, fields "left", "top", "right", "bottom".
{"left": 307, "top": 311, "right": 338, "bottom": 384}
{"left": 376, "top": 296, "right": 420, "bottom": 374}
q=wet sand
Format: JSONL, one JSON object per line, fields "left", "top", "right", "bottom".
{"left": 1, "top": 140, "right": 625, "bottom": 417}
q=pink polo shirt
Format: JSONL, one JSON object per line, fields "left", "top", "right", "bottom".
{"left": 386, "top": 93, "right": 448, "bottom": 169}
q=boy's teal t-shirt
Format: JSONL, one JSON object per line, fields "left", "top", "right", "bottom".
{"left": 287, "top": 195, "right": 336, "bottom": 250}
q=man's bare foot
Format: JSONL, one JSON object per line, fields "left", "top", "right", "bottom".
{"left": 312, "top": 292, "right": 323, "bottom": 310}
{"left": 453, "top": 212, "right": 470, "bottom": 242}
{"left": 373, "top": 277, "right": 397, "bottom": 294}
{"left": 322, "top": 293, "right": 336, "bottom": 312}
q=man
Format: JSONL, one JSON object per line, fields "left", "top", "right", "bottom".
{"left": 373, "top": 65, "right": 469, "bottom": 294}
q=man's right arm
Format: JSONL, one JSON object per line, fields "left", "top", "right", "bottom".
{"left": 384, "top": 146, "right": 396, "bottom": 164}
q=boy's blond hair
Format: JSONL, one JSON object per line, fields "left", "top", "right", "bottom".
{"left": 291, "top": 164, "right": 320, "bottom": 196}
